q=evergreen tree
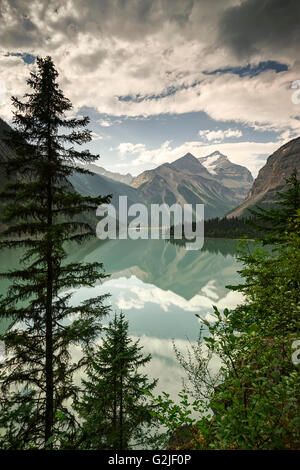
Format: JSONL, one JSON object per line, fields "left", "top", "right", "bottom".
{"left": 203, "top": 216, "right": 263, "bottom": 239}
{"left": 228, "top": 171, "right": 300, "bottom": 332}
{"left": 77, "top": 312, "right": 157, "bottom": 450}
{"left": 0, "top": 56, "right": 111, "bottom": 449}
{"left": 152, "top": 180, "right": 300, "bottom": 450}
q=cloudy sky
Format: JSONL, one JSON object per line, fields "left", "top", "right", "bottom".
{"left": 0, "top": 0, "right": 300, "bottom": 177}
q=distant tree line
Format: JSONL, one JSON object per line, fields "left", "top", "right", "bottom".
{"left": 204, "top": 216, "right": 264, "bottom": 239}
{"left": 169, "top": 216, "right": 265, "bottom": 242}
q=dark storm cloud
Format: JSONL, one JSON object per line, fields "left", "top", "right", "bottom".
{"left": 219, "top": 0, "right": 300, "bottom": 60}
{"left": 0, "top": 0, "right": 43, "bottom": 48}
{"left": 63, "top": 0, "right": 196, "bottom": 41}
{"left": 3, "top": 0, "right": 299, "bottom": 62}
{"left": 0, "top": 0, "right": 196, "bottom": 49}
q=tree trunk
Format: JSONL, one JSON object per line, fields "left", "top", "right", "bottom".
{"left": 45, "top": 111, "right": 54, "bottom": 447}
{"left": 113, "top": 374, "right": 117, "bottom": 449}
{"left": 45, "top": 250, "right": 54, "bottom": 446}
{"left": 119, "top": 373, "right": 123, "bottom": 450}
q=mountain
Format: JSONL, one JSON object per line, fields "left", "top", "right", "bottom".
{"left": 131, "top": 153, "right": 244, "bottom": 219}
{"left": 76, "top": 162, "right": 133, "bottom": 185}
{"left": 0, "top": 118, "right": 141, "bottom": 217}
{"left": 169, "top": 152, "right": 213, "bottom": 178}
{"left": 68, "top": 170, "right": 142, "bottom": 210}
{"left": 0, "top": 117, "right": 14, "bottom": 171}
{"left": 0, "top": 116, "right": 254, "bottom": 222}
{"left": 199, "top": 151, "right": 253, "bottom": 201}
{"left": 0, "top": 118, "right": 15, "bottom": 228}
{"left": 227, "top": 137, "right": 300, "bottom": 218}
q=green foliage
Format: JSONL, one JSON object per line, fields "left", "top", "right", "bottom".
{"left": 76, "top": 312, "right": 158, "bottom": 450}
{"left": 169, "top": 216, "right": 264, "bottom": 245}
{"left": 151, "top": 175, "right": 300, "bottom": 450}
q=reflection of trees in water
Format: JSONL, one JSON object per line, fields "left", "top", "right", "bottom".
{"left": 167, "top": 237, "right": 238, "bottom": 257}
{"left": 203, "top": 238, "right": 239, "bottom": 256}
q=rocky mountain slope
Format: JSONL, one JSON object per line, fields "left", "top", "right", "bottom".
{"left": 0, "top": 118, "right": 14, "bottom": 185}
{"left": 131, "top": 152, "right": 249, "bottom": 219}
{"left": 0, "top": 117, "right": 255, "bottom": 221}
{"left": 0, "top": 118, "right": 141, "bottom": 217}
{"left": 68, "top": 170, "right": 142, "bottom": 210}
{"left": 199, "top": 151, "right": 253, "bottom": 200}
{"left": 0, "top": 118, "right": 16, "bottom": 228}
{"left": 76, "top": 162, "right": 133, "bottom": 185}
{"left": 227, "top": 137, "right": 300, "bottom": 218}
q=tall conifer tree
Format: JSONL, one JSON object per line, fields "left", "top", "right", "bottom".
{"left": 77, "top": 313, "right": 157, "bottom": 450}
{"left": 0, "top": 56, "right": 111, "bottom": 449}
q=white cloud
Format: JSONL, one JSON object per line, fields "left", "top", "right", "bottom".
{"left": 90, "top": 131, "right": 103, "bottom": 141}
{"left": 97, "top": 118, "right": 122, "bottom": 127}
{"left": 117, "top": 142, "right": 149, "bottom": 156}
{"left": 87, "top": 68, "right": 300, "bottom": 135}
{"left": 199, "top": 128, "right": 243, "bottom": 142}
{"left": 97, "top": 119, "right": 112, "bottom": 127}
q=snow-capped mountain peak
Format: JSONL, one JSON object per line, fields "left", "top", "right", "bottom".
{"left": 198, "top": 151, "right": 253, "bottom": 199}
{"left": 199, "top": 151, "right": 228, "bottom": 175}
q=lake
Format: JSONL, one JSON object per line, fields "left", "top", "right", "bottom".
{"left": 0, "top": 237, "right": 244, "bottom": 400}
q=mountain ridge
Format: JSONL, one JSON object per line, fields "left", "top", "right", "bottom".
{"left": 0, "top": 118, "right": 142, "bottom": 221}
{"left": 76, "top": 162, "right": 133, "bottom": 186}
{"left": 130, "top": 152, "right": 246, "bottom": 219}
{"left": 0, "top": 117, "right": 260, "bottom": 221}
{"left": 227, "top": 136, "right": 300, "bottom": 218}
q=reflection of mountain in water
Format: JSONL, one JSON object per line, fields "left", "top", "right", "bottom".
{"left": 0, "top": 238, "right": 242, "bottom": 336}
{"left": 67, "top": 237, "right": 241, "bottom": 301}
{"left": 0, "top": 237, "right": 244, "bottom": 401}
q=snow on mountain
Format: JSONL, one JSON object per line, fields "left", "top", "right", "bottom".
{"left": 199, "top": 151, "right": 253, "bottom": 200}
{"left": 200, "top": 151, "right": 225, "bottom": 175}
